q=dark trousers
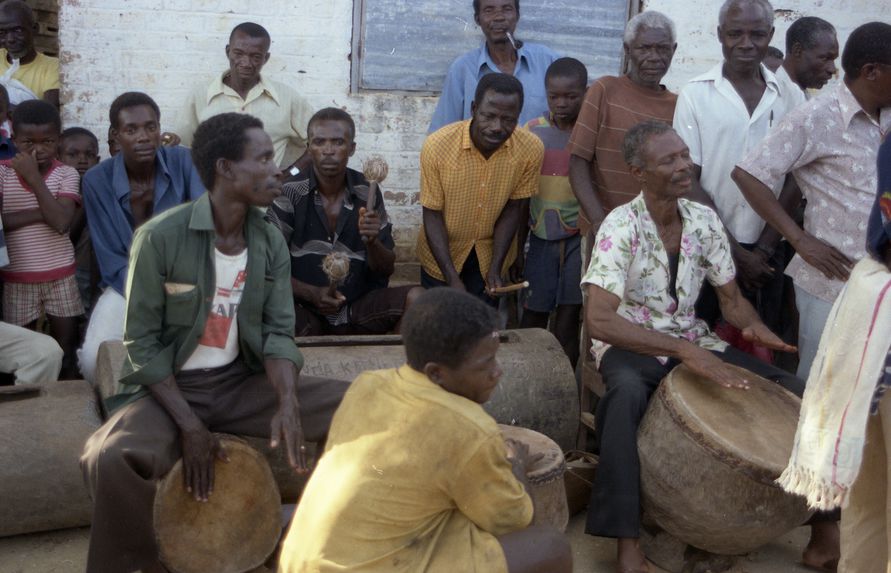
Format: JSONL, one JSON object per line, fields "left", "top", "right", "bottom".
{"left": 585, "top": 345, "right": 805, "bottom": 539}
{"left": 80, "top": 360, "right": 349, "bottom": 573}
{"left": 420, "top": 248, "right": 497, "bottom": 307}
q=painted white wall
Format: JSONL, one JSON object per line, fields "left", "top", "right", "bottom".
{"left": 58, "top": 0, "right": 881, "bottom": 260}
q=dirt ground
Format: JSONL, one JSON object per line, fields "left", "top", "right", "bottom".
{"left": 0, "top": 513, "right": 817, "bottom": 573}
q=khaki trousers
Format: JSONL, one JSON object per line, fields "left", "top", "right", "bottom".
{"left": 841, "top": 394, "right": 891, "bottom": 573}
{"left": 80, "top": 360, "right": 349, "bottom": 573}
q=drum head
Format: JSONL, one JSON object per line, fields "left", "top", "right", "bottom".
{"left": 499, "top": 424, "right": 565, "bottom": 483}
{"left": 661, "top": 364, "right": 801, "bottom": 481}
{"left": 154, "top": 437, "right": 282, "bottom": 573}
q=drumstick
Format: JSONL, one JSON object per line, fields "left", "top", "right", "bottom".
{"left": 489, "top": 281, "right": 529, "bottom": 295}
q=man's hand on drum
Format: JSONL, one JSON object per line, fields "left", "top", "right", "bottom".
{"left": 679, "top": 345, "right": 752, "bottom": 390}
{"left": 741, "top": 323, "right": 797, "bottom": 354}
{"left": 181, "top": 422, "right": 229, "bottom": 502}
{"left": 270, "top": 395, "right": 309, "bottom": 474}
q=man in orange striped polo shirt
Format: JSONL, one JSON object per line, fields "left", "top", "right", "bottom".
{"left": 417, "top": 73, "right": 544, "bottom": 304}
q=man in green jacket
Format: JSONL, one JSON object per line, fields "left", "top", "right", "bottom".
{"left": 80, "top": 113, "right": 349, "bottom": 573}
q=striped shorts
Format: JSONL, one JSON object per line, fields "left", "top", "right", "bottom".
{"left": 2, "top": 274, "right": 85, "bottom": 325}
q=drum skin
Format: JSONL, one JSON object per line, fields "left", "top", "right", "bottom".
{"left": 638, "top": 365, "right": 813, "bottom": 555}
{"left": 96, "top": 329, "right": 579, "bottom": 451}
{"left": 0, "top": 381, "right": 102, "bottom": 537}
{"left": 499, "top": 425, "right": 569, "bottom": 532}
{"left": 154, "top": 436, "right": 281, "bottom": 573}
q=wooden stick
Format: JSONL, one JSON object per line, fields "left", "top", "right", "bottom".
{"left": 367, "top": 180, "right": 378, "bottom": 213}
{"left": 489, "top": 281, "right": 529, "bottom": 295}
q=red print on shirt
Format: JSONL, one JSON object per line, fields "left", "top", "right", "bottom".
{"left": 197, "top": 270, "right": 247, "bottom": 349}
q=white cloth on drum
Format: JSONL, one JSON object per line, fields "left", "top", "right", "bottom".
{"left": 78, "top": 288, "right": 125, "bottom": 384}
{"left": 778, "top": 257, "right": 891, "bottom": 510}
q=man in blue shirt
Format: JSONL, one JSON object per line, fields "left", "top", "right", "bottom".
{"left": 427, "top": 0, "right": 558, "bottom": 133}
{"left": 78, "top": 92, "right": 205, "bottom": 384}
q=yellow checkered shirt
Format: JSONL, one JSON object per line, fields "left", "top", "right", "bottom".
{"left": 417, "top": 120, "right": 544, "bottom": 281}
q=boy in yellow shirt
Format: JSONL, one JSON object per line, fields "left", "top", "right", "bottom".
{"left": 279, "top": 288, "right": 572, "bottom": 572}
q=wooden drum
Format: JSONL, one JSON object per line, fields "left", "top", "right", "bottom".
{"left": 154, "top": 436, "right": 282, "bottom": 573}
{"left": 638, "top": 365, "right": 812, "bottom": 555}
{"left": 499, "top": 424, "right": 569, "bottom": 532}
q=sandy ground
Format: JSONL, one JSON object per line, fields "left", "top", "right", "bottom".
{"left": 0, "top": 512, "right": 817, "bottom": 573}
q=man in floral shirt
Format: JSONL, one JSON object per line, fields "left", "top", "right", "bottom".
{"left": 581, "top": 120, "right": 837, "bottom": 572}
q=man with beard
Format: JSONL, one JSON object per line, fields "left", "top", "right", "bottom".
{"left": 417, "top": 73, "right": 543, "bottom": 303}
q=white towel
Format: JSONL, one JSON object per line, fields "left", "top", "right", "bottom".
{"left": 777, "top": 257, "right": 891, "bottom": 510}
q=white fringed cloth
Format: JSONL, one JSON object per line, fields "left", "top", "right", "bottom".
{"left": 778, "top": 257, "right": 891, "bottom": 510}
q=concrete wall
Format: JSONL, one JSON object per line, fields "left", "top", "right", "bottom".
{"left": 58, "top": 0, "right": 880, "bottom": 261}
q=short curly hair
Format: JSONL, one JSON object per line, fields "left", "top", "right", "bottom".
{"left": 401, "top": 288, "right": 500, "bottom": 371}
{"left": 12, "top": 99, "right": 61, "bottom": 134}
{"left": 109, "top": 92, "right": 160, "bottom": 130}
{"left": 623, "top": 120, "right": 674, "bottom": 168}
{"left": 190, "top": 113, "right": 265, "bottom": 190}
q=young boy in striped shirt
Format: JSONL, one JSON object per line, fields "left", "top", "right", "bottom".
{"left": 0, "top": 99, "right": 82, "bottom": 378}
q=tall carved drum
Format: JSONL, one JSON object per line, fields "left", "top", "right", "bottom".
{"left": 154, "top": 436, "right": 282, "bottom": 573}
{"left": 499, "top": 424, "right": 569, "bottom": 532}
{"left": 638, "top": 365, "right": 812, "bottom": 555}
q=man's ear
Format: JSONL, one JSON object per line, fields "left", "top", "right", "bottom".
{"left": 264, "top": 52, "right": 271, "bottom": 65}
{"left": 861, "top": 62, "right": 879, "bottom": 81}
{"left": 216, "top": 157, "right": 233, "bottom": 182}
{"left": 629, "top": 163, "right": 644, "bottom": 181}
{"left": 348, "top": 141, "right": 356, "bottom": 158}
{"left": 423, "top": 362, "right": 443, "bottom": 385}
{"left": 224, "top": 44, "right": 231, "bottom": 58}
{"left": 470, "top": 100, "right": 477, "bottom": 117}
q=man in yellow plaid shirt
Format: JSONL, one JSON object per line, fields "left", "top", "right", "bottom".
{"left": 417, "top": 73, "right": 544, "bottom": 304}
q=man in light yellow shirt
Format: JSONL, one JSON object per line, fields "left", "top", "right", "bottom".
{"left": 0, "top": 1, "right": 60, "bottom": 108}
{"left": 279, "top": 288, "right": 571, "bottom": 573}
{"left": 417, "top": 73, "right": 544, "bottom": 304}
{"left": 177, "top": 22, "right": 313, "bottom": 172}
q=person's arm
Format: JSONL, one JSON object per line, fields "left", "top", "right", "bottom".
{"left": 43, "top": 89, "right": 60, "bottom": 109}
{"left": 714, "top": 278, "right": 797, "bottom": 352}
{"left": 586, "top": 283, "right": 751, "bottom": 389}
{"left": 733, "top": 166, "right": 852, "bottom": 280}
{"left": 751, "top": 173, "right": 802, "bottom": 257}
{"left": 83, "top": 173, "right": 130, "bottom": 293}
{"left": 569, "top": 154, "right": 606, "bottom": 232}
{"left": 261, "top": 232, "right": 309, "bottom": 471}
{"left": 69, "top": 205, "right": 87, "bottom": 245}
{"left": 486, "top": 199, "right": 524, "bottom": 292}
{"left": 10, "top": 152, "right": 77, "bottom": 233}
{"left": 509, "top": 199, "right": 530, "bottom": 282}
{"left": 148, "top": 376, "right": 228, "bottom": 502}
{"left": 290, "top": 277, "right": 345, "bottom": 315}
{"left": 358, "top": 203, "right": 395, "bottom": 277}
{"left": 2, "top": 207, "right": 44, "bottom": 231}
{"left": 422, "top": 207, "right": 462, "bottom": 289}
{"left": 428, "top": 59, "right": 466, "bottom": 133}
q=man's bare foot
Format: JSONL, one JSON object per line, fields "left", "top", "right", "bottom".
{"left": 617, "top": 537, "right": 653, "bottom": 573}
{"left": 802, "top": 522, "right": 840, "bottom": 572}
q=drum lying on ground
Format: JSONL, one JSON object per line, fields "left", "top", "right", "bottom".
{"left": 154, "top": 436, "right": 281, "bottom": 573}
{"left": 638, "top": 364, "right": 813, "bottom": 555}
{"left": 499, "top": 424, "right": 569, "bottom": 532}
{"left": 0, "top": 381, "right": 102, "bottom": 537}
{"left": 96, "top": 329, "right": 579, "bottom": 451}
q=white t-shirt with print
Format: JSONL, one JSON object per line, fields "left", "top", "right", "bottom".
{"left": 182, "top": 248, "right": 248, "bottom": 370}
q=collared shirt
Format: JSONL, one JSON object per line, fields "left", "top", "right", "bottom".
{"left": 737, "top": 82, "right": 891, "bottom": 303}
{"left": 0, "top": 49, "right": 59, "bottom": 99}
{"left": 0, "top": 160, "right": 81, "bottom": 282}
{"left": 525, "top": 114, "right": 578, "bottom": 240}
{"left": 674, "top": 63, "right": 797, "bottom": 243}
{"left": 582, "top": 194, "right": 736, "bottom": 366}
{"left": 774, "top": 65, "right": 808, "bottom": 109}
{"left": 266, "top": 167, "right": 394, "bottom": 324}
{"left": 568, "top": 75, "right": 677, "bottom": 231}
{"left": 178, "top": 72, "right": 314, "bottom": 168}
{"left": 427, "top": 41, "right": 558, "bottom": 133}
{"left": 278, "top": 364, "right": 532, "bottom": 573}
{"left": 417, "top": 120, "right": 543, "bottom": 281}
{"left": 82, "top": 146, "right": 206, "bottom": 295}
{"left": 107, "top": 193, "right": 303, "bottom": 412}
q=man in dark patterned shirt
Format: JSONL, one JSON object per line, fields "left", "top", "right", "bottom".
{"left": 267, "top": 108, "right": 423, "bottom": 336}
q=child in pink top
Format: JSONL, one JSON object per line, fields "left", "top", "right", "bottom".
{"left": 0, "top": 99, "right": 82, "bottom": 378}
